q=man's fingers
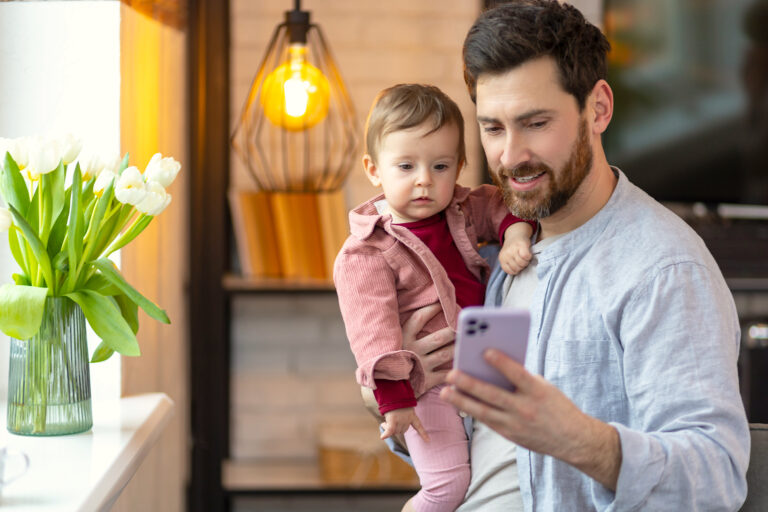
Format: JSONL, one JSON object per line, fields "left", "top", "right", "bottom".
{"left": 402, "top": 303, "right": 442, "bottom": 345}
{"left": 439, "top": 383, "right": 507, "bottom": 428}
{"left": 484, "top": 349, "right": 532, "bottom": 392}
{"left": 407, "top": 326, "right": 455, "bottom": 357}
{"left": 411, "top": 415, "right": 430, "bottom": 442}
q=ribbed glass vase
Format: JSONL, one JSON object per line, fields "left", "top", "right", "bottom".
{"left": 6, "top": 296, "right": 92, "bottom": 436}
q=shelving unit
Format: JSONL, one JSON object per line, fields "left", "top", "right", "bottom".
{"left": 222, "top": 273, "right": 335, "bottom": 293}
{"left": 188, "top": 4, "right": 415, "bottom": 510}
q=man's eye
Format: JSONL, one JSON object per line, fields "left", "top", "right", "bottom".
{"left": 482, "top": 126, "right": 502, "bottom": 135}
{"left": 528, "top": 120, "right": 548, "bottom": 129}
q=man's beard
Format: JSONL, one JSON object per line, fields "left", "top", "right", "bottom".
{"left": 491, "top": 118, "right": 593, "bottom": 220}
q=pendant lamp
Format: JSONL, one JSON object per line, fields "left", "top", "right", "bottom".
{"left": 232, "top": 0, "right": 358, "bottom": 192}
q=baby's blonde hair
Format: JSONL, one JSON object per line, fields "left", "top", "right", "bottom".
{"left": 364, "top": 84, "right": 466, "bottom": 168}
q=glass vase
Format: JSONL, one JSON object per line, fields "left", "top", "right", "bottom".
{"left": 6, "top": 296, "right": 93, "bottom": 436}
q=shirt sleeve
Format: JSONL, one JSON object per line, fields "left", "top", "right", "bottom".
{"left": 373, "top": 379, "right": 418, "bottom": 414}
{"left": 333, "top": 246, "right": 426, "bottom": 393}
{"left": 465, "top": 184, "right": 535, "bottom": 242}
{"left": 591, "top": 261, "right": 749, "bottom": 511}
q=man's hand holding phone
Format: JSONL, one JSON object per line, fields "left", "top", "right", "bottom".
{"left": 380, "top": 407, "right": 430, "bottom": 442}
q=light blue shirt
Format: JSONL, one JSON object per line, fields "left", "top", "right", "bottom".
{"left": 486, "top": 169, "right": 750, "bottom": 511}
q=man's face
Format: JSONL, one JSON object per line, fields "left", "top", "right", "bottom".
{"left": 476, "top": 57, "right": 593, "bottom": 220}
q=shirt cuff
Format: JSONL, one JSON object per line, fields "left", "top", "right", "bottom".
{"left": 590, "top": 422, "right": 666, "bottom": 511}
{"left": 498, "top": 214, "right": 537, "bottom": 241}
{"left": 373, "top": 379, "right": 417, "bottom": 415}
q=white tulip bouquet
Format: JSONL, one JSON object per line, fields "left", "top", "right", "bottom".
{"left": 0, "top": 135, "right": 178, "bottom": 362}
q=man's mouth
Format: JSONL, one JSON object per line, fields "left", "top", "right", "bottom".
{"left": 511, "top": 171, "right": 545, "bottom": 184}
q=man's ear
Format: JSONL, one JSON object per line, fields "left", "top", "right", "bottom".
{"left": 362, "top": 154, "right": 381, "bottom": 187}
{"left": 589, "top": 79, "right": 613, "bottom": 135}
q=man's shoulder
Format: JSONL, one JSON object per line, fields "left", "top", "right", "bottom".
{"left": 607, "top": 181, "right": 709, "bottom": 261}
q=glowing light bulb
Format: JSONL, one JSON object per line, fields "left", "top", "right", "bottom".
{"left": 260, "top": 44, "right": 330, "bottom": 131}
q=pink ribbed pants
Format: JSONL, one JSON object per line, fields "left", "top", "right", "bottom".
{"left": 403, "top": 384, "right": 470, "bottom": 512}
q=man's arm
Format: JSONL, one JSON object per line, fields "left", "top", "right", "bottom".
{"left": 444, "top": 262, "right": 750, "bottom": 510}
{"left": 440, "top": 350, "right": 622, "bottom": 490}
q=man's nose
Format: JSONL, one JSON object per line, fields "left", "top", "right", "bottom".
{"left": 499, "top": 133, "right": 532, "bottom": 170}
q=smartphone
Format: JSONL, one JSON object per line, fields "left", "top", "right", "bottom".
{"left": 453, "top": 306, "right": 530, "bottom": 391}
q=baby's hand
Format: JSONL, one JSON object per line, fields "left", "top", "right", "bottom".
{"left": 500, "top": 223, "right": 533, "bottom": 275}
{"left": 381, "top": 407, "right": 429, "bottom": 442}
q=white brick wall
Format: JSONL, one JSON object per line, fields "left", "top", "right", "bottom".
{"left": 230, "top": 293, "right": 371, "bottom": 460}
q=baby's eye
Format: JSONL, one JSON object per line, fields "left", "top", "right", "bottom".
{"left": 434, "top": 163, "right": 450, "bottom": 171}
{"left": 398, "top": 163, "right": 413, "bottom": 171}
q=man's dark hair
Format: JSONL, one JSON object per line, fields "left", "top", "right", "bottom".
{"left": 463, "top": 0, "right": 610, "bottom": 110}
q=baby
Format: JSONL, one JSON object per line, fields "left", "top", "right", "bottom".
{"left": 334, "top": 84, "right": 533, "bottom": 512}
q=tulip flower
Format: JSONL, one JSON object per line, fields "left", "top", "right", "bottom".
{"left": 94, "top": 167, "right": 117, "bottom": 195}
{"left": 78, "top": 150, "right": 119, "bottom": 182}
{"left": 0, "top": 135, "right": 177, "bottom": 368}
{"left": 114, "top": 166, "right": 147, "bottom": 205}
{"left": 26, "top": 137, "right": 62, "bottom": 178}
{"left": 143, "top": 152, "right": 181, "bottom": 188}
{"left": 136, "top": 180, "right": 172, "bottom": 215}
{"left": 8, "top": 137, "right": 29, "bottom": 169}
{"left": 58, "top": 134, "right": 82, "bottom": 165}
{"left": 0, "top": 207, "right": 11, "bottom": 232}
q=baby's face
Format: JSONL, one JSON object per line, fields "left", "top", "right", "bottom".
{"left": 366, "top": 122, "right": 461, "bottom": 223}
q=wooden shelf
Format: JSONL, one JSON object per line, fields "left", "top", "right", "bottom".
{"left": 222, "top": 458, "right": 419, "bottom": 492}
{"left": 222, "top": 273, "right": 336, "bottom": 292}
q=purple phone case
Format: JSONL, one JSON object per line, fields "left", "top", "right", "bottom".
{"left": 453, "top": 306, "right": 530, "bottom": 391}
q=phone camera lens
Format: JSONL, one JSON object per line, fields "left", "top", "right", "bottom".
{"left": 479, "top": 322, "right": 488, "bottom": 331}
{"left": 467, "top": 329, "right": 476, "bottom": 335}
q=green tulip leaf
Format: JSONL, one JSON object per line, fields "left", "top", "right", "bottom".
{"left": 0, "top": 284, "right": 48, "bottom": 339}
{"left": 90, "top": 340, "right": 115, "bottom": 363}
{"left": 65, "top": 289, "right": 140, "bottom": 357}
{"left": 82, "top": 273, "right": 121, "bottom": 296}
{"left": 114, "top": 293, "right": 139, "bottom": 334}
{"left": 80, "top": 178, "right": 113, "bottom": 265}
{"left": 118, "top": 153, "right": 130, "bottom": 174}
{"left": 91, "top": 258, "right": 170, "bottom": 324}
{"left": 47, "top": 189, "right": 71, "bottom": 257}
{"left": 0, "top": 152, "right": 30, "bottom": 214}
{"left": 65, "top": 166, "right": 83, "bottom": 292}
{"left": 26, "top": 185, "right": 39, "bottom": 232}
{"left": 12, "top": 273, "right": 30, "bottom": 286}
{"left": 51, "top": 251, "right": 69, "bottom": 272}
{"left": 49, "top": 160, "right": 66, "bottom": 226}
{"left": 8, "top": 227, "right": 28, "bottom": 276}
{"left": 107, "top": 214, "right": 153, "bottom": 255}
{"left": 7, "top": 205, "right": 54, "bottom": 289}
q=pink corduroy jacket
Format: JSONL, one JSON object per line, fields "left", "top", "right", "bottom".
{"left": 333, "top": 184, "right": 511, "bottom": 396}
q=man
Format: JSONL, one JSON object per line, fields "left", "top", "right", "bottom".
{"left": 402, "top": 1, "right": 750, "bottom": 510}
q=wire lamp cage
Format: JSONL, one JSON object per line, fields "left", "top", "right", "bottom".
{"left": 232, "top": 0, "right": 358, "bottom": 193}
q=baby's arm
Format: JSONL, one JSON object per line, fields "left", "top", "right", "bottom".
{"left": 381, "top": 407, "right": 429, "bottom": 442}
{"left": 499, "top": 222, "right": 533, "bottom": 275}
